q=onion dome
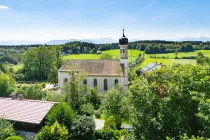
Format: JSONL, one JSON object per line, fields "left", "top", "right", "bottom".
{"left": 119, "top": 29, "right": 128, "bottom": 45}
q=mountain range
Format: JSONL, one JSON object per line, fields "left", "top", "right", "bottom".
{"left": 0, "top": 37, "right": 210, "bottom": 45}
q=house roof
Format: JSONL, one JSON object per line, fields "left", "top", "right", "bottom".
{"left": 59, "top": 60, "right": 124, "bottom": 76}
{"left": 141, "top": 62, "right": 161, "bottom": 73}
{"left": 0, "top": 98, "right": 56, "bottom": 124}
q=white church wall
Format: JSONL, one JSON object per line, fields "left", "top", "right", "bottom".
{"left": 58, "top": 71, "right": 126, "bottom": 93}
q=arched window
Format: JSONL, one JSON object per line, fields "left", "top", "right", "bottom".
{"left": 114, "top": 79, "right": 118, "bottom": 85}
{"left": 64, "top": 78, "right": 68, "bottom": 84}
{"left": 83, "top": 79, "right": 87, "bottom": 85}
{"left": 104, "top": 79, "right": 108, "bottom": 91}
{"left": 94, "top": 79, "right": 97, "bottom": 87}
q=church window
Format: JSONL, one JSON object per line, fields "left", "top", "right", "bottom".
{"left": 64, "top": 78, "right": 68, "bottom": 84}
{"left": 114, "top": 79, "right": 118, "bottom": 85}
{"left": 94, "top": 79, "right": 97, "bottom": 87}
{"left": 123, "top": 49, "right": 124, "bottom": 53}
{"left": 83, "top": 79, "right": 87, "bottom": 85}
{"left": 104, "top": 79, "right": 108, "bottom": 90}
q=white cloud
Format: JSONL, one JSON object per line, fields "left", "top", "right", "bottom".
{"left": 142, "top": 0, "right": 158, "bottom": 11}
{"left": 0, "top": 5, "right": 9, "bottom": 9}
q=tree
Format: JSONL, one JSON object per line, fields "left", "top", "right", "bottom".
{"left": 0, "top": 115, "right": 16, "bottom": 140}
{"left": 129, "top": 65, "right": 210, "bottom": 139}
{"left": 46, "top": 102, "right": 76, "bottom": 130}
{"left": 84, "top": 87, "right": 102, "bottom": 109}
{"left": 63, "top": 70, "right": 87, "bottom": 112}
{"left": 101, "top": 85, "right": 131, "bottom": 122}
{"left": 0, "top": 74, "right": 15, "bottom": 97}
{"left": 23, "top": 46, "right": 55, "bottom": 80}
{"left": 48, "top": 67, "right": 58, "bottom": 85}
{"left": 53, "top": 45, "right": 63, "bottom": 70}
{"left": 35, "top": 121, "right": 69, "bottom": 140}
{"left": 70, "top": 115, "right": 95, "bottom": 140}
{"left": 100, "top": 53, "right": 113, "bottom": 59}
{"left": 79, "top": 103, "right": 94, "bottom": 116}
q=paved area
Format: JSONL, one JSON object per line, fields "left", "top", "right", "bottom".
{"left": 94, "top": 119, "right": 105, "bottom": 130}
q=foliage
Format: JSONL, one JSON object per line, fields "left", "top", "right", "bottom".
{"left": 69, "top": 115, "right": 95, "bottom": 140}
{"left": 95, "top": 126, "right": 115, "bottom": 140}
{"left": 47, "top": 67, "right": 58, "bottom": 84}
{"left": 114, "top": 130, "right": 120, "bottom": 140}
{"left": 63, "top": 70, "right": 87, "bottom": 112}
{"left": 101, "top": 84, "right": 131, "bottom": 122}
{"left": 84, "top": 87, "right": 102, "bottom": 109}
{"left": 0, "top": 116, "right": 16, "bottom": 140}
{"left": 15, "top": 85, "right": 46, "bottom": 100}
{"left": 5, "top": 136, "right": 23, "bottom": 140}
{"left": 23, "top": 46, "right": 55, "bottom": 80}
{"left": 46, "top": 102, "right": 76, "bottom": 130}
{"left": 104, "top": 116, "right": 122, "bottom": 130}
{"left": 35, "top": 121, "right": 69, "bottom": 140}
{"left": 42, "top": 92, "right": 66, "bottom": 102}
{"left": 120, "top": 129, "right": 129, "bottom": 138}
{"left": 79, "top": 103, "right": 94, "bottom": 116}
{"left": 129, "top": 65, "right": 210, "bottom": 139}
{"left": 95, "top": 109, "right": 101, "bottom": 119}
{"left": 0, "top": 74, "right": 15, "bottom": 97}
{"left": 100, "top": 53, "right": 113, "bottom": 59}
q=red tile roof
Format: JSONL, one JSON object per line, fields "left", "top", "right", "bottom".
{"left": 0, "top": 98, "right": 56, "bottom": 124}
{"left": 59, "top": 60, "right": 124, "bottom": 76}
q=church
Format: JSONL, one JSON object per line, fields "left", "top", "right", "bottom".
{"left": 58, "top": 29, "right": 129, "bottom": 92}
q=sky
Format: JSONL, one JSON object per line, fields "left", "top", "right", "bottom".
{"left": 0, "top": 0, "right": 210, "bottom": 42}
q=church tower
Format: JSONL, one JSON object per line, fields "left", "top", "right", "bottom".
{"left": 119, "top": 29, "right": 128, "bottom": 90}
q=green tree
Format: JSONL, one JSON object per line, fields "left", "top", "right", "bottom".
{"left": 101, "top": 85, "right": 131, "bottom": 122}
{"left": 23, "top": 46, "right": 55, "bottom": 80}
{"left": 46, "top": 102, "right": 76, "bottom": 130}
{"left": 0, "top": 116, "right": 16, "bottom": 140}
{"left": 84, "top": 87, "right": 102, "bottom": 109}
{"left": 0, "top": 74, "right": 15, "bottom": 97}
{"left": 63, "top": 70, "right": 87, "bottom": 111}
{"left": 129, "top": 65, "right": 210, "bottom": 139}
{"left": 69, "top": 115, "right": 95, "bottom": 140}
{"left": 35, "top": 121, "right": 68, "bottom": 140}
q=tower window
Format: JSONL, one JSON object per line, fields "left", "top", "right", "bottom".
{"left": 94, "top": 79, "right": 97, "bottom": 87}
{"left": 123, "top": 49, "right": 124, "bottom": 53}
{"left": 114, "top": 79, "right": 118, "bottom": 85}
{"left": 104, "top": 79, "right": 108, "bottom": 90}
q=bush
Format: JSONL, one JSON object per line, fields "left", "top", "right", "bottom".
{"left": 95, "top": 127, "right": 115, "bottom": 140}
{"left": 35, "top": 121, "right": 68, "bottom": 140}
{"left": 0, "top": 117, "right": 16, "bottom": 140}
{"left": 46, "top": 102, "right": 76, "bottom": 130}
{"left": 95, "top": 110, "right": 101, "bottom": 119}
{"left": 114, "top": 130, "right": 120, "bottom": 139}
{"left": 104, "top": 116, "right": 122, "bottom": 130}
{"left": 5, "top": 136, "right": 23, "bottom": 140}
{"left": 79, "top": 103, "right": 94, "bottom": 116}
{"left": 70, "top": 115, "right": 95, "bottom": 140}
{"left": 120, "top": 129, "right": 128, "bottom": 137}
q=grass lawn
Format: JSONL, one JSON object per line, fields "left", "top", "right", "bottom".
{"left": 62, "top": 49, "right": 143, "bottom": 62}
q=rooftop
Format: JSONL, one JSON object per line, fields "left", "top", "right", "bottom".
{"left": 141, "top": 62, "right": 162, "bottom": 73}
{"left": 0, "top": 98, "right": 56, "bottom": 124}
{"left": 59, "top": 60, "right": 125, "bottom": 76}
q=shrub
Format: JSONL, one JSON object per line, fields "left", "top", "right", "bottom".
{"left": 114, "top": 130, "right": 120, "bottom": 139}
{"left": 70, "top": 115, "right": 95, "bottom": 140}
{"left": 79, "top": 103, "right": 94, "bottom": 116}
{"left": 46, "top": 102, "right": 76, "bottom": 130}
{"left": 5, "top": 136, "right": 23, "bottom": 140}
{"left": 95, "top": 110, "right": 101, "bottom": 119}
{"left": 120, "top": 129, "right": 128, "bottom": 137}
{"left": 0, "top": 117, "right": 16, "bottom": 140}
{"left": 104, "top": 116, "right": 122, "bottom": 130}
{"left": 35, "top": 121, "right": 68, "bottom": 140}
{"left": 95, "top": 127, "right": 114, "bottom": 140}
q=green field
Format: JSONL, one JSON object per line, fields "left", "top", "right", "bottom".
{"left": 62, "top": 49, "right": 143, "bottom": 62}
{"left": 153, "top": 50, "right": 210, "bottom": 58}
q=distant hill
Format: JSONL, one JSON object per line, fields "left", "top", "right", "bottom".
{"left": 179, "top": 37, "right": 210, "bottom": 42}
{"left": 0, "top": 40, "right": 44, "bottom": 45}
{"left": 46, "top": 38, "right": 117, "bottom": 45}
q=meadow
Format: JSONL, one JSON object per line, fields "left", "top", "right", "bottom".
{"left": 62, "top": 49, "right": 143, "bottom": 62}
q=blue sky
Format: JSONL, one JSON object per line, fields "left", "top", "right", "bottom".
{"left": 0, "top": 0, "right": 210, "bottom": 42}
